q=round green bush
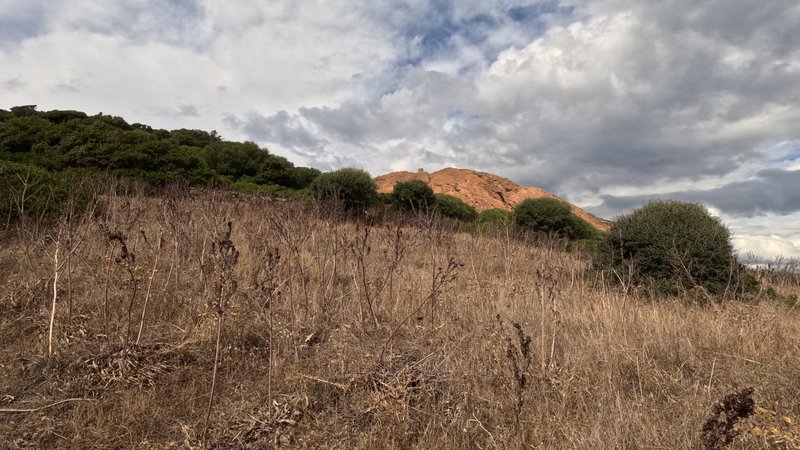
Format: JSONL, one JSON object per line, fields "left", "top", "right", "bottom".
{"left": 598, "top": 200, "right": 736, "bottom": 296}
{"left": 391, "top": 179, "right": 436, "bottom": 212}
{"left": 309, "top": 167, "right": 377, "bottom": 211}
{"left": 434, "top": 193, "right": 478, "bottom": 222}
{"left": 513, "top": 197, "right": 596, "bottom": 240}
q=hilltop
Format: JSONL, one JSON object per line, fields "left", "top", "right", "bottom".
{"left": 375, "top": 167, "right": 610, "bottom": 231}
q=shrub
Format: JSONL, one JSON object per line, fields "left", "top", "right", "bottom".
{"left": 0, "top": 160, "right": 93, "bottom": 223}
{"left": 478, "top": 208, "right": 514, "bottom": 225}
{"left": 309, "top": 167, "right": 377, "bottom": 211}
{"left": 230, "top": 180, "right": 309, "bottom": 199}
{"left": 376, "top": 192, "right": 393, "bottom": 205}
{"left": 597, "top": 200, "right": 737, "bottom": 296}
{"left": 434, "top": 193, "right": 478, "bottom": 221}
{"left": 391, "top": 179, "right": 436, "bottom": 212}
{"left": 513, "top": 197, "right": 596, "bottom": 240}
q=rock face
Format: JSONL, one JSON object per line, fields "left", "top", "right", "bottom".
{"left": 375, "top": 167, "right": 610, "bottom": 232}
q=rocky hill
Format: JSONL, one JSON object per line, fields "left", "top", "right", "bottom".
{"left": 375, "top": 168, "right": 610, "bottom": 232}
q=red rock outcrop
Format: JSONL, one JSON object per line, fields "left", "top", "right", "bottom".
{"left": 375, "top": 167, "right": 610, "bottom": 232}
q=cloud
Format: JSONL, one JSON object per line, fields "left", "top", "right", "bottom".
{"left": 733, "top": 234, "right": 800, "bottom": 262}
{"left": 0, "top": 1, "right": 401, "bottom": 133}
{"left": 218, "top": 1, "right": 800, "bottom": 201}
{"left": 0, "top": 78, "right": 25, "bottom": 91}
{"left": 594, "top": 169, "right": 800, "bottom": 218}
{"left": 152, "top": 104, "right": 200, "bottom": 118}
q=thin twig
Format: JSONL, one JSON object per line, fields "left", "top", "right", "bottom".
{"left": 469, "top": 413, "right": 499, "bottom": 449}
{"left": 295, "top": 373, "right": 348, "bottom": 390}
{"left": 0, "top": 397, "right": 95, "bottom": 413}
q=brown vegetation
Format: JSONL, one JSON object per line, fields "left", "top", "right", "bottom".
{"left": 0, "top": 186, "right": 798, "bottom": 449}
{"left": 375, "top": 167, "right": 610, "bottom": 231}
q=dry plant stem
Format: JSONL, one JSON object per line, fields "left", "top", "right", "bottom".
{"left": 102, "top": 247, "right": 112, "bottom": 337}
{"left": 272, "top": 215, "right": 311, "bottom": 321}
{"left": 352, "top": 226, "right": 379, "bottom": 329}
{"left": 469, "top": 413, "right": 499, "bottom": 450}
{"left": 48, "top": 240, "right": 60, "bottom": 358}
{"left": 0, "top": 398, "right": 95, "bottom": 413}
{"left": 202, "top": 221, "right": 239, "bottom": 448}
{"left": 296, "top": 373, "right": 348, "bottom": 390}
{"left": 47, "top": 231, "right": 86, "bottom": 357}
{"left": 203, "top": 311, "right": 223, "bottom": 449}
{"left": 254, "top": 247, "right": 281, "bottom": 423}
{"left": 107, "top": 230, "right": 139, "bottom": 346}
{"left": 124, "top": 267, "right": 139, "bottom": 345}
{"left": 268, "top": 298, "right": 273, "bottom": 423}
{"left": 379, "top": 258, "right": 458, "bottom": 363}
{"left": 66, "top": 244, "right": 73, "bottom": 326}
{"left": 540, "top": 282, "right": 546, "bottom": 371}
{"left": 136, "top": 234, "right": 163, "bottom": 345}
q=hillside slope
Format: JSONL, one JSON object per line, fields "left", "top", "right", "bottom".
{"left": 375, "top": 167, "right": 610, "bottom": 231}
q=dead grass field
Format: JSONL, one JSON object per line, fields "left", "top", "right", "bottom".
{"left": 1, "top": 188, "right": 799, "bottom": 449}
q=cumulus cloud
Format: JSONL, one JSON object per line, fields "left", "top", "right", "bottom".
{"left": 0, "top": 0, "right": 399, "bottom": 132}
{"left": 222, "top": 1, "right": 800, "bottom": 194}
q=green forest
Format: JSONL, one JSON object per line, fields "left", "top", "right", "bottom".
{"left": 0, "top": 105, "right": 320, "bottom": 194}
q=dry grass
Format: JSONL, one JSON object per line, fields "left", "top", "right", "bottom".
{"left": 1, "top": 188, "right": 799, "bottom": 449}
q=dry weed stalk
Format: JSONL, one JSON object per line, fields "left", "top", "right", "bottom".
{"left": 348, "top": 222, "right": 413, "bottom": 329}
{"left": 350, "top": 225, "right": 380, "bottom": 329}
{"left": 202, "top": 221, "right": 239, "bottom": 449}
{"left": 135, "top": 229, "right": 164, "bottom": 345}
{"left": 496, "top": 315, "right": 534, "bottom": 436}
{"left": 105, "top": 230, "right": 139, "bottom": 346}
{"left": 253, "top": 246, "right": 282, "bottom": 423}
{"left": 270, "top": 205, "right": 313, "bottom": 322}
{"left": 379, "top": 256, "right": 460, "bottom": 363}
{"left": 45, "top": 196, "right": 94, "bottom": 357}
{"left": 534, "top": 269, "right": 561, "bottom": 371}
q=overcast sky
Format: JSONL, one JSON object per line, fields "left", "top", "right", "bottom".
{"left": 1, "top": 0, "right": 799, "bottom": 261}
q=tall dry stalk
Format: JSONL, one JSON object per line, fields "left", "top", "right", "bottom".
{"left": 46, "top": 231, "right": 88, "bottom": 357}
{"left": 379, "top": 256, "right": 460, "bottom": 363}
{"left": 254, "top": 246, "right": 282, "bottom": 423}
{"left": 45, "top": 195, "right": 94, "bottom": 357}
{"left": 47, "top": 235, "right": 61, "bottom": 358}
{"left": 105, "top": 230, "right": 138, "bottom": 346}
{"left": 136, "top": 230, "right": 163, "bottom": 345}
{"left": 350, "top": 225, "right": 379, "bottom": 329}
{"left": 202, "top": 222, "right": 239, "bottom": 449}
{"left": 497, "top": 315, "right": 534, "bottom": 437}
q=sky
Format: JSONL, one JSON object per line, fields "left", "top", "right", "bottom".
{"left": 1, "top": 0, "right": 799, "bottom": 261}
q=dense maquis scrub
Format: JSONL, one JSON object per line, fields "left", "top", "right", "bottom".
{"left": 514, "top": 197, "right": 598, "bottom": 240}
{"left": 433, "top": 193, "right": 478, "bottom": 222}
{"left": 391, "top": 179, "right": 437, "bottom": 212}
{"left": 597, "top": 200, "right": 745, "bottom": 298}
{"left": 309, "top": 167, "right": 378, "bottom": 212}
{"left": 0, "top": 105, "right": 320, "bottom": 194}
